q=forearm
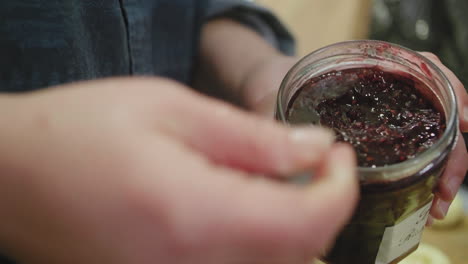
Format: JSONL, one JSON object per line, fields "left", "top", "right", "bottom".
{"left": 0, "top": 93, "right": 48, "bottom": 260}
{"left": 0, "top": 94, "right": 33, "bottom": 175}
{"left": 0, "top": 95, "right": 21, "bottom": 175}
{"left": 197, "top": 18, "right": 293, "bottom": 109}
{"left": 0, "top": 94, "right": 25, "bottom": 255}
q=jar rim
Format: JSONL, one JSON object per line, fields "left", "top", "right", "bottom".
{"left": 277, "top": 40, "right": 458, "bottom": 179}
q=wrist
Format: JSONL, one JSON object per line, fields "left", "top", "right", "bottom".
{"left": 199, "top": 18, "right": 286, "bottom": 103}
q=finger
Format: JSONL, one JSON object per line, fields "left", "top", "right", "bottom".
{"left": 434, "top": 133, "right": 468, "bottom": 202}
{"left": 160, "top": 89, "right": 335, "bottom": 176}
{"left": 207, "top": 144, "right": 358, "bottom": 262}
{"left": 135, "top": 137, "right": 354, "bottom": 263}
{"left": 419, "top": 52, "right": 468, "bottom": 131}
{"left": 429, "top": 196, "right": 451, "bottom": 220}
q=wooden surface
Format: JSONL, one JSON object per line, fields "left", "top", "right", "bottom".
{"left": 422, "top": 217, "right": 468, "bottom": 264}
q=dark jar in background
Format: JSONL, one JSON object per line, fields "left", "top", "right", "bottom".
{"left": 276, "top": 40, "right": 458, "bottom": 264}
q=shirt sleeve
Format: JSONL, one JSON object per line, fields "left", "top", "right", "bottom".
{"left": 203, "top": 0, "right": 296, "bottom": 56}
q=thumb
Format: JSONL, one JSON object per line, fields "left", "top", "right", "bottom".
{"left": 202, "top": 143, "right": 359, "bottom": 262}
{"left": 419, "top": 52, "right": 468, "bottom": 131}
{"left": 160, "top": 90, "right": 335, "bottom": 175}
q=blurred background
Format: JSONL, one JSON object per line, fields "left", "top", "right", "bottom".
{"left": 257, "top": 0, "right": 467, "bottom": 263}
{"left": 257, "top": 0, "right": 372, "bottom": 57}
{"left": 259, "top": 0, "right": 468, "bottom": 87}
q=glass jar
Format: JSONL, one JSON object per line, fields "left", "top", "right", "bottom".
{"left": 276, "top": 40, "right": 458, "bottom": 264}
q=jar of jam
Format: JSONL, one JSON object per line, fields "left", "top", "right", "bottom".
{"left": 276, "top": 40, "right": 458, "bottom": 264}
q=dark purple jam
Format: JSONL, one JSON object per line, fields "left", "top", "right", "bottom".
{"left": 287, "top": 67, "right": 445, "bottom": 167}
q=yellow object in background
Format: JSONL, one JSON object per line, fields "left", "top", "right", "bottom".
{"left": 313, "top": 244, "right": 452, "bottom": 264}
{"left": 399, "top": 243, "right": 451, "bottom": 264}
{"left": 257, "top": 0, "right": 372, "bottom": 56}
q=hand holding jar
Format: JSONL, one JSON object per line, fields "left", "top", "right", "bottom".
{"left": 273, "top": 40, "right": 468, "bottom": 264}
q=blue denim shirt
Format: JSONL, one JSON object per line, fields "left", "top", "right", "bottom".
{"left": 0, "top": 0, "right": 294, "bottom": 92}
{"left": 0, "top": 0, "right": 293, "bottom": 262}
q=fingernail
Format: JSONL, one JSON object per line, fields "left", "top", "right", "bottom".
{"left": 446, "top": 176, "right": 460, "bottom": 199}
{"left": 289, "top": 127, "right": 334, "bottom": 157}
{"left": 437, "top": 199, "right": 451, "bottom": 218}
{"left": 426, "top": 216, "right": 434, "bottom": 227}
{"left": 464, "top": 106, "right": 468, "bottom": 122}
{"left": 329, "top": 144, "right": 356, "bottom": 181}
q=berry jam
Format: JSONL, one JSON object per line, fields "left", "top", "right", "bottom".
{"left": 284, "top": 67, "right": 450, "bottom": 263}
{"left": 287, "top": 67, "right": 445, "bottom": 167}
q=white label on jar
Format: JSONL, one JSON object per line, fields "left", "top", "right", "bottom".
{"left": 375, "top": 200, "right": 433, "bottom": 264}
